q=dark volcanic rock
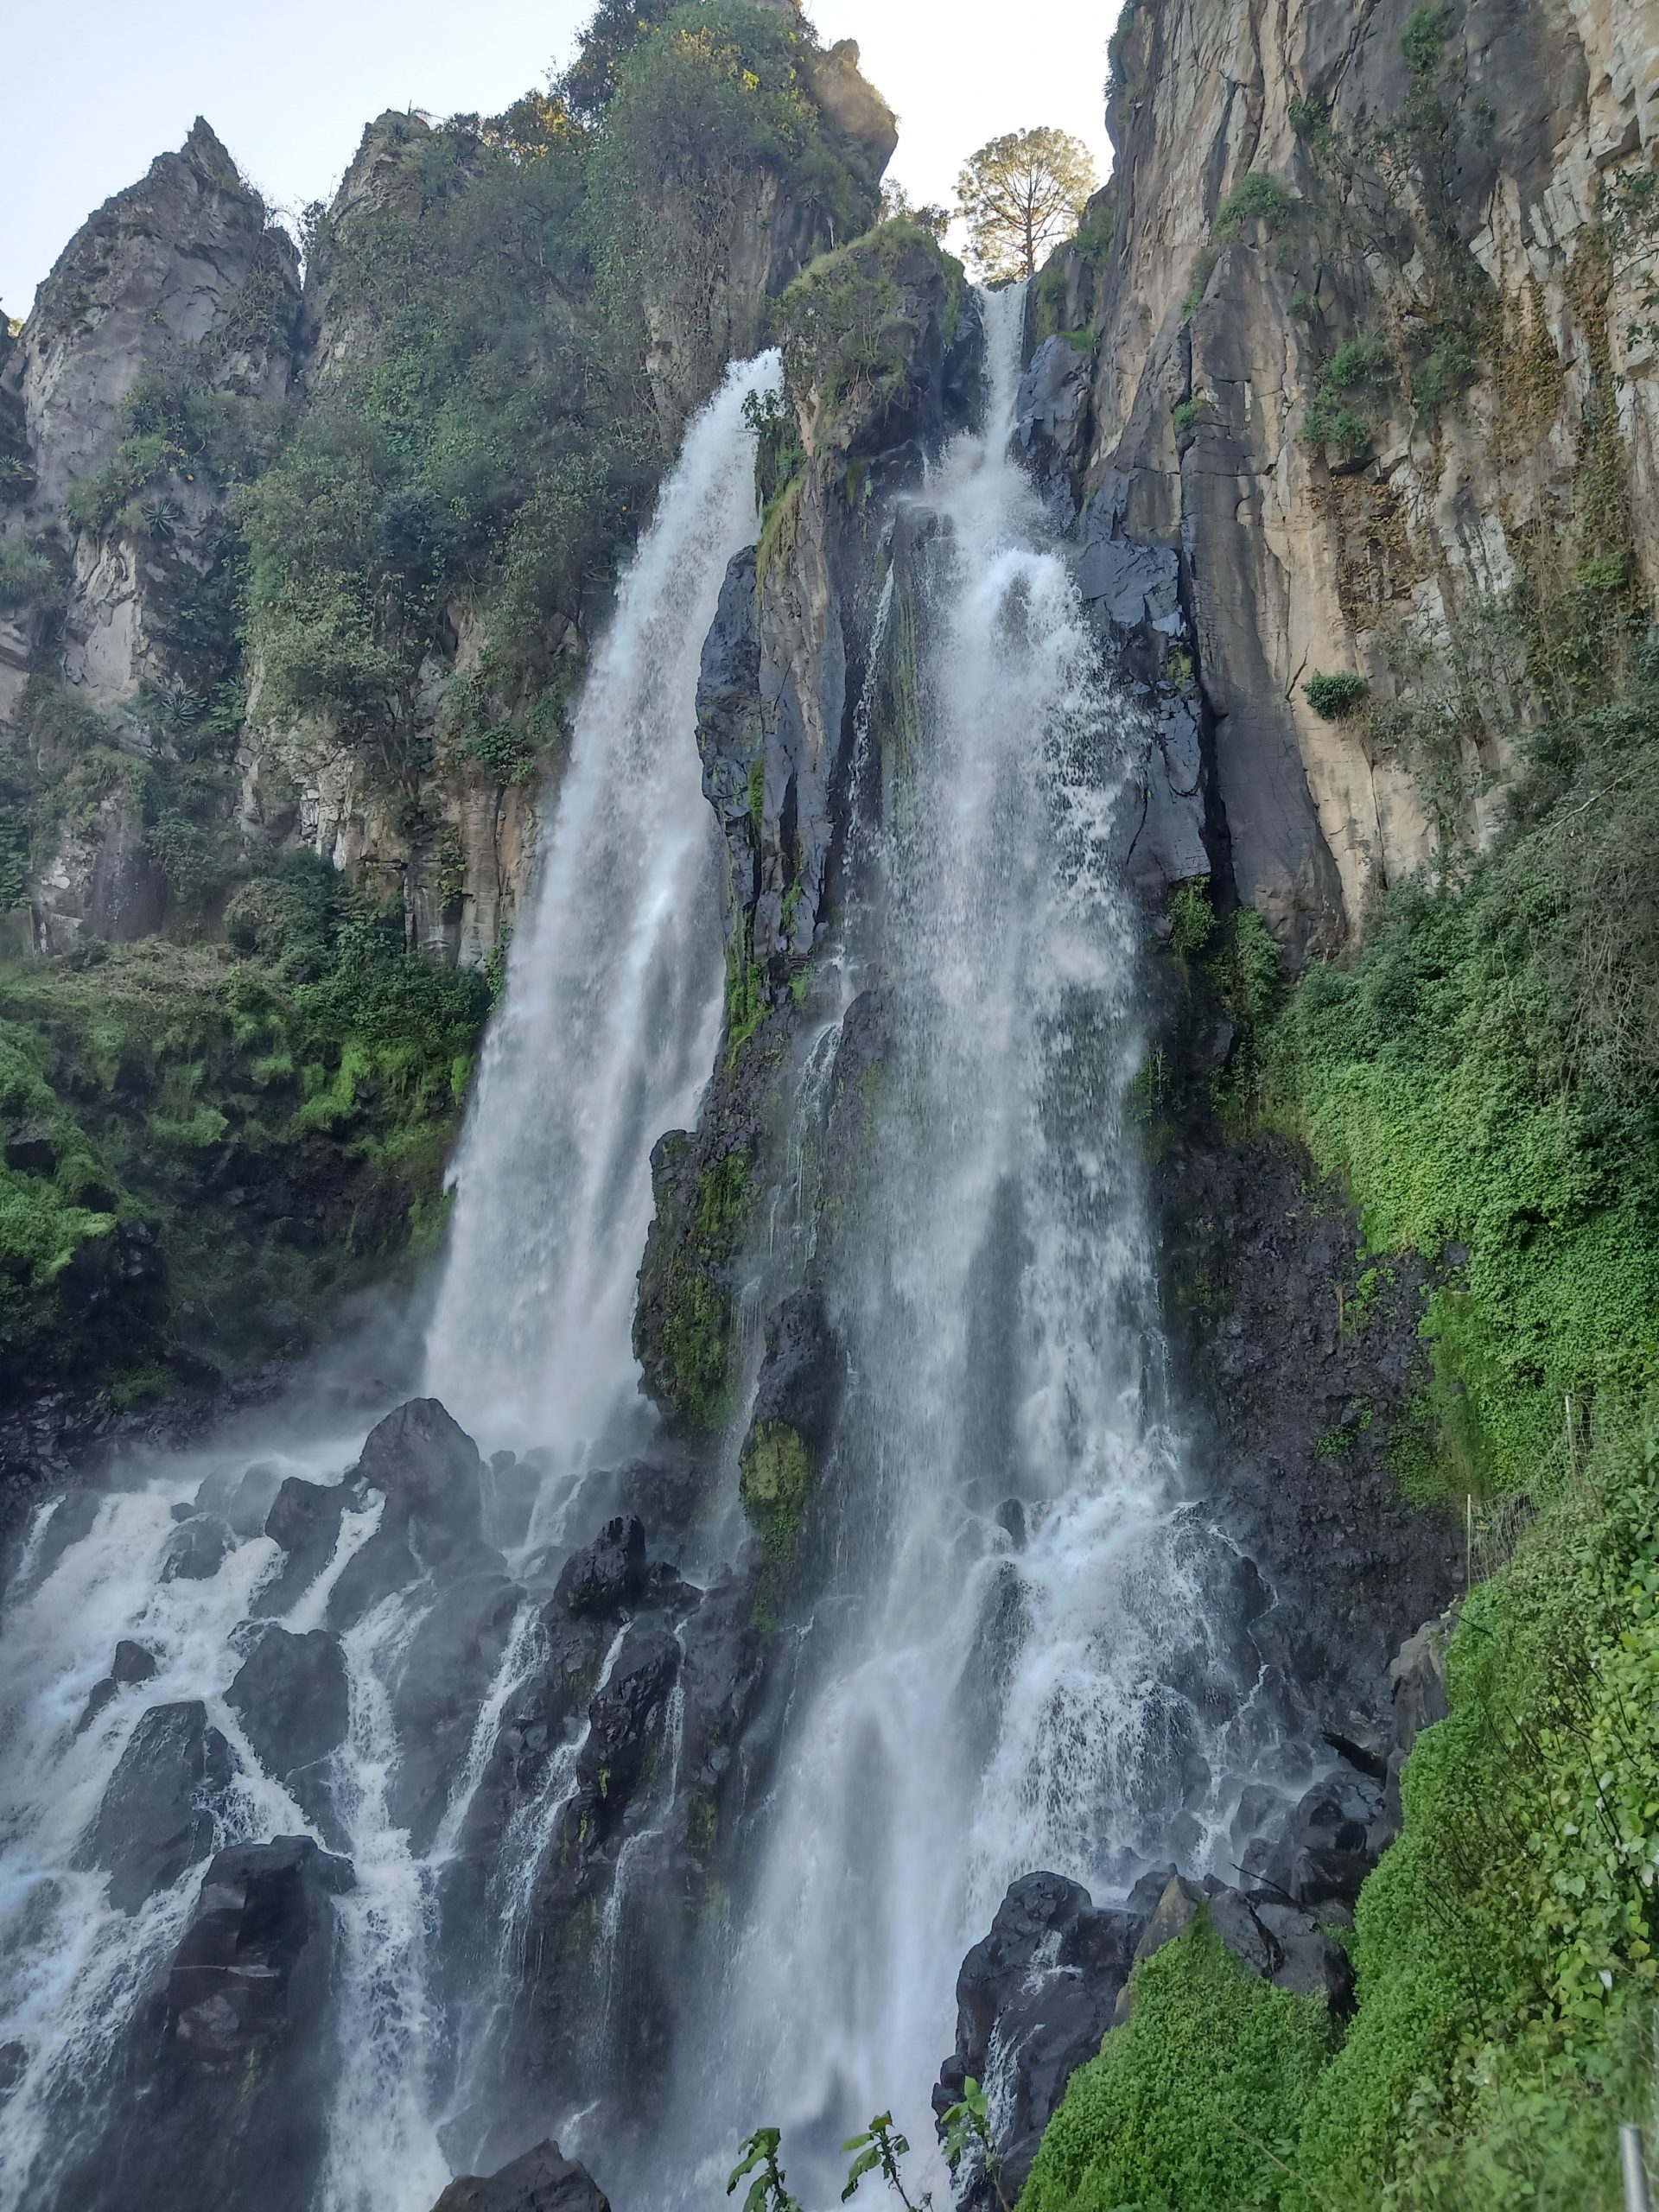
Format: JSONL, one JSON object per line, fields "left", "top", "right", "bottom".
{"left": 354, "top": 1396, "right": 484, "bottom": 1551}
{"left": 747, "top": 1286, "right": 845, "bottom": 1446}
{"left": 86, "top": 1700, "right": 232, "bottom": 1912}
{"left": 554, "top": 1516, "right": 646, "bottom": 1618}
{"left": 256, "top": 1475, "right": 350, "bottom": 1616}
{"left": 75, "top": 1637, "right": 159, "bottom": 1733}
{"left": 933, "top": 1872, "right": 1140, "bottom": 2206}
{"left": 321, "top": 1398, "right": 487, "bottom": 1628}
{"left": 572, "top": 1623, "right": 680, "bottom": 1840}
{"left": 60, "top": 1834, "right": 354, "bottom": 2212}
{"left": 389, "top": 1565, "right": 524, "bottom": 1848}
{"left": 430, "top": 2139, "right": 610, "bottom": 2212}
{"left": 1254, "top": 1768, "right": 1389, "bottom": 1911}
{"left": 160, "top": 1512, "right": 236, "bottom": 1581}
{"left": 1158, "top": 1127, "right": 1460, "bottom": 1739}
{"left": 167, "top": 1834, "right": 353, "bottom": 2055}
{"left": 1014, "top": 334, "right": 1094, "bottom": 489}
{"left": 228, "top": 1626, "right": 350, "bottom": 1838}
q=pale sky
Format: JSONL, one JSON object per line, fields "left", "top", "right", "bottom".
{"left": 2, "top": 0, "right": 1118, "bottom": 321}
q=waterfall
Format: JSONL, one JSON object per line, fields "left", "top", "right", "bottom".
{"left": 0, "top": 359, "right": 778, "bottom": 2212}
{"left": 629, "top": 289, "right": 1285, "bottom": 2207}
{"left": 426, "top": 351, "right": 783, "bottom": 1458}
{"left": 0, "top": 298, "right": 1297, "bottom": 2212}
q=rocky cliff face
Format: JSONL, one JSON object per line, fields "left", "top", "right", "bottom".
{"left": 0, "top": 24, "right": 893, "bottom": 968}
{"left": 1029, "top": 0, "right": 1659, "bottom": 953}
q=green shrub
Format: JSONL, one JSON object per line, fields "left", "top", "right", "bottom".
{"left": 1302, "top": 671, "right": 1370, "bottom": 720}
{"left": 1167, "top": 879, "right": 1216, "bottom": 957}
{"left": 1022, "top": 1919, "right": 1334, "bottom": 2212}
{"left": 1265, "top": 669, "right": 1659, "bottom": 1491}
{"left": 1215, "top": 173, "right": 1295, "bottom": 242}
{"left": 1181, "top": 245, "right": 1218, "bottom": 318}
{"left": 0, "top": 540, "right": 60, "bottom": 614}
{"left": 772, "top": 221, "right": 965, "bottom": 436}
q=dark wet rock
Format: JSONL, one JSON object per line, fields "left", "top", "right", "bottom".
{"left": 1014, "top": 334, "right": 1094, "bottom": 489}
{"left": 934, "top": 1872, "right": 1141, "bottom": 2207}
{"left": 75, "top": 1637, "right": 159, "bottom": 1733}
{"left": 212, "top": 1459, "right": 289, "bottom": 1540}
{"left": 354, "top": 1396, "right": 484, "bottom": 1554}
{"left": 1253, "top": 1898, "right": 1355, "bottom": 2010}
{"left": 27, "top": 1483, "right": 107, "bottom": 1590}
{"left": 5, "top": 1123, "right": 58, "bottom": 1176}
{"left": 113, "top": 1637, "right": 158, "bottom": 1683}
{"left": 59, "top": 1834, "right": 353, "bottom": 2212}
{"left": 1156, "top": 1128, "right": 1461, "bottom": 1741}
{"left": 227, "top": 1626, "right": 350, "bottom": 1840}
{"left": 430, "top": 2138, "right": 611, "bottom": 2212}
{"left": 256, "top": 1476, "right": 350, "bottom": 1616}
{"left": 167, "top": 1834, "right": 353, "bottom": 2055}
{"left": 554, "top": 1516, "right": 646, "bottom": 1618}
{"left": 747, "top": 1286, "right": 845, "bottom": 1448}
{"left": 161, "top": 1512, "right": 236, "bottom": 1581}
{"left": 0, "top": 2038, "right": 23, "bottom": 2106}
{"left": 86, "top": 1700, "right": 232, "bottom": 1912}
{"left": 571, "top": 1623, "right": 680, "bottom": 1843}
{"left": 390, "top": 1566, "right": 524, "bottom": 1849}
{"left": 1254, "top": 1769, "right": 1388, "bottom": 1910}
{"left": 320, "top": 1400, "right": 488, "bottom": 1628}
{"left": 677, "top": 1568, "right": 763, "bottom": 1802}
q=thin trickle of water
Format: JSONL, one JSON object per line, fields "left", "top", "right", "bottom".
{"left": 323, "top": 1592, "right": 448, "bottom": 2212}
{"left": 426, "top": 353, "right": 783, "bottom": 1460}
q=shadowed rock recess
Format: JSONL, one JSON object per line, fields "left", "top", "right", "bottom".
{"left": 2, "top": 0, "right": 1657, "bottom": 2206}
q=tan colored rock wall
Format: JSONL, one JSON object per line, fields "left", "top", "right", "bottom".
{"left": 1056, "top": 0, "right": 1659, "bottom": 949}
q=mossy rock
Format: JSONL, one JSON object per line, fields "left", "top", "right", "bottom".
{"left": 738, "top": 1417, "right": 813, "bottom": 1560}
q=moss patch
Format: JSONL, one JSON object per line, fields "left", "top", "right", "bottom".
{"left": 738, "top": 1417, "right": 812, "bottom": 1559}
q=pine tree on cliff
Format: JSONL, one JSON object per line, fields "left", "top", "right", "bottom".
{"left": 955, "top": 126, "right": 1096, "bottom": 282}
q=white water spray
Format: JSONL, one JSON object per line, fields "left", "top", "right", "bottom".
{"left": 641, "top": 288, "right": 1281, "bottom": 2206}
{"left": 426, "top": 353, "right": 783, "bottom": 1457}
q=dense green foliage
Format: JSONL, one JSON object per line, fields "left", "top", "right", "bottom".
{"left": 1021, "top": 1920, "right": 1334, "bottom": 2212}
{"left": 0, "top": 873, "right": 486, "bottom": 1395}
{"left": 1302, "top": 671, "right": 1370, "bottom": 720}
{"left": 773, "top": 220, "right": 965, "bottom": 436}
{"left": 1267, "top": 653, "right": 1659, "bottom": 1494}
{"left": 1215, "top": 173, "right": 1295, "bottom": 243}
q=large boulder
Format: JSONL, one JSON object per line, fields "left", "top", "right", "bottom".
{"left": 53, "top": 1835, "right": 354, "bottom": 2212}
{"left": 227, "top": 1626, "right": 350, "bottom": 1840}
{"left": 429, "top": 2139, "right": 610, "bottom": 2212}
{"left": 160, "top": 1512, "right": 236, "bottom": 1582}
{"left": 85, "top": 1701, "right": 233, "bottom": 1912}
{"left": 75, "top": 1637, "right": 157, "bottom": 1735}
{"left": 255, "top": 1476, "right": 350, "bottom": 1617}
{"left": 933, "top": 1872, "right": 1141, "bottom": 2207}
{"left": 321, "top": 1399, "right": 488, "bottom": 1627}
{"left": 553, "top": 1516, "right": 646, "bottom": 1619}
{"left": 166, "top": 1834, "right": 353, "bottom": 2056}
{"left": 389, "top": 1566, "right": 524, "bottom": 1849}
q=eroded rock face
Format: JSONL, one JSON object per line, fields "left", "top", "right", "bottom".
{"left": 1037, "top": 0, "right": 1659, "bottom": 950}
{"left": 85, "top": 1700, "right": 232, "bottom": 1913}
{"left": 20, "top": 120, "right": 297, "bottom": 512}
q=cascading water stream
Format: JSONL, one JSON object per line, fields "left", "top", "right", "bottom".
{"left": 0, "top": 356, "right": 779, "bottom": 2212}
{"left": 633, "top": 288, "right": 1291, "bottom": 2208}
{"left": 426, "top": 351, "right": 784, "bottom": 1459}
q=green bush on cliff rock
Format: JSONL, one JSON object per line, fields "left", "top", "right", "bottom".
{"left": 1022, "top": 1918, "right": 1334, "bottom": 2212}
{"left": 1215, "top": 173, "right": 1294, "bottom": 244}
{"left": 0, "top": 880, "right": 487, "bottom": 1389}
{"left": 1265, "top": 665, "right": 1659, "bottom": 1492}
{"left": 773, "top": 221, "right": 965, "bottom": 439}
{"left": 738, "top": 1419, "right": 812, "bottom": 1560}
